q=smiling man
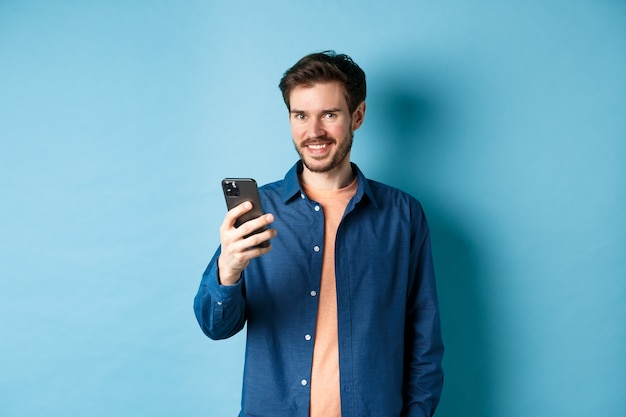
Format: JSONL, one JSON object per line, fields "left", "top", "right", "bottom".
{"left": 194, "top": 51, "right": 444, "bottom": 417}
{"left": 289, "top": 81, "right": 363, "bottom": 181}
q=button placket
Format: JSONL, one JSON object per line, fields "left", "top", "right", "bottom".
{"left": 300, "top": 195, "right": 320, "bottom": 392}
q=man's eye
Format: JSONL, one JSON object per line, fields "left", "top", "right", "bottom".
{"left": 294, "top": 114, "right": 305, "bottom": 120}
{"left": 324, "top": 113, "right": 335, "bottom": 119}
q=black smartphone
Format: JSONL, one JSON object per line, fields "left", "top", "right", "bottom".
{"left": 221, "top": 178, "right": 270, "bottom": 248}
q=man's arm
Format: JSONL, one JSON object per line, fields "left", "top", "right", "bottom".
{"left": 402, "top": 208, "right": 444, "bottom": 416}
{"left": 194, "top": 248, "right": 248, "bottom": 340}
{"left": 193, "top": 202, "right": 277, "bottom": 340}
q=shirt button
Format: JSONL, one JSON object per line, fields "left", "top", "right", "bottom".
{"left": 301, "top": 379, "right": 308, "bottom": 386}
{"left": 310, "top": 290, "right": 317, "bottom": 297}
{"left": 314, "top": 205, "right": 320, "bottom": 212}
{"left": 313, "top": 246, "right": 320, "bottom": 252}
{"left": 300, "top": 193, "right": 306, "bottom": 199}
{"left": 305, "top": 334, "right": 312, "bottom": 341}
{"left": 216, "top": 301, "right": 223, "bottom": 305}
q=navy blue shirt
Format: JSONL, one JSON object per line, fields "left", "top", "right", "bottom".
{"left": 194, "top": 162, "right": 444, "bottom": 417}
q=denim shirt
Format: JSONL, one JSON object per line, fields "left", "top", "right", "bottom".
{"left": 194, "top": 162, "right": 444, "bottom": 417}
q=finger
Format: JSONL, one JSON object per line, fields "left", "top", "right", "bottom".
{"left": 221, "top": 236, "right": 266, "bottom": 273}
{"left": 223, "top": 201, "right": 254, "bottom": 228}
{"left": 242, "top": 227, "right": 277, "bottom": 249}
{"left": 236, "top": 213, "right": 274, "bottom": 237}
{"left": 222, "top": 221, "right": 274, "bottom": 253}
{"left": 242, "top": 239, "right": 273, "bottom": 257}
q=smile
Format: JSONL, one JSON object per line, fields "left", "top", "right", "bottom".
{"left": 307, "top": 143, "right": 328, "bottom": 150}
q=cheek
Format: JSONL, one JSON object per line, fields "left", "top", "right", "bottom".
{"left": 330, "top": 124, "right": 350, "bottom": 139}
{"left": 290, "top": 123, "right": 306, "bottom": 139}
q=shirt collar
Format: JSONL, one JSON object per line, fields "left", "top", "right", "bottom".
{"left": 280, "top": 160, "right": 379, "bottom": 209}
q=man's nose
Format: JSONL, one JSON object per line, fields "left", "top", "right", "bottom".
{"left": 307, "top": 118, "right": 325, "bottom": 139}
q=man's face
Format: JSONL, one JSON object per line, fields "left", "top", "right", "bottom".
{"left": 289, "top": 81, "right": 365, "bottom": 174}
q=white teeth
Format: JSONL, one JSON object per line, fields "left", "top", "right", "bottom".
{"left": 308, "top": 144, "right": 327, "bottom": 149}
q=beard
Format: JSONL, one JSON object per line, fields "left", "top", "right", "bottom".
{"left": 295, "top": 130, "right": 354, "bottom": 173}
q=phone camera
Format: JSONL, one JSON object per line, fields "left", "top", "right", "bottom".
{"left": 224, "top": 181, "right": 240, "bottom": 197}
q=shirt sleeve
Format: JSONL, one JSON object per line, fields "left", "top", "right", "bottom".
{"left": 402, "top": 205, "right": 445, "bottom": 416}
{"left": 193, "top": 246, "right": 248, "bottom": 340}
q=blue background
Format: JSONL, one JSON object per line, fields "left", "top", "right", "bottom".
{"left": 1, "top": 1, "right": 624, "bottom": 416}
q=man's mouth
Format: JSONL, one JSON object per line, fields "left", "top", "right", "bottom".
{"left": 303, "top": 138, "right": 334, "bottom": 149}
{"left": 307, "top": 143, "right": 329, "bottom": 150}
{"left": 303, "top": 141, "right": 334, "bottom": 157}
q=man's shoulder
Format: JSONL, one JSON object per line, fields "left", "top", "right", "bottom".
{"left": 257, "top": 162, "right": 301, "bottom": 200}
{"left": 259, "top": 178, "right": 284, "bottom": 191}
{"left": 366, "top": 178, "right": 423, "bottom": 208}
{"left": 258, "top": 178, "right": 286, "bottom": 197}
{"left": 364, "top": 179, "right": 429, "bottom": 233}
{"left": 257, "top": 178, "right": 291, "bottom": 206}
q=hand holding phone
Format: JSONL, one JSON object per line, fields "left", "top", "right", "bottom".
{"left": 218, "top": 178, "right": 275, "bottom": 286}
{"left": 222, "top": 178, "right": 270, "bottom": 248}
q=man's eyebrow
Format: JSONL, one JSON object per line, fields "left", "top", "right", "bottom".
{"left": 289, "top": 108, "right": 343, "bottom": 114}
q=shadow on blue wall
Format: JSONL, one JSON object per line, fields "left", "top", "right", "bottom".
{"left": 371, "top": 80, "right": 492, "bottom": 417}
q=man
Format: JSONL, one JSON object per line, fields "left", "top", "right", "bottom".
{"left": 194, "top": 51, "right": 444, "bottom": 417}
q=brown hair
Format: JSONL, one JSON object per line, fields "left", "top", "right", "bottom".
{"left": 278, "top": 50, "right": 366, "bottom": 114}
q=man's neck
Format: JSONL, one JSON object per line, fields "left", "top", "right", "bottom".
{"left": 300, "top": 160, "right": 355, "bottom": 190}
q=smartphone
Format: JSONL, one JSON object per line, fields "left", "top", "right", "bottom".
{"left": 221, "top": 178, "right": 270, "bottom": 248}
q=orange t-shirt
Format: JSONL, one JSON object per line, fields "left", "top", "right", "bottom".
{"left": 301, "top": 178, "right": 358, "bottom": 417}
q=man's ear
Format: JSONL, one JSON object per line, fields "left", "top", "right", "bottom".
{"left": 352, "top": 101, "right": 366, "bottom": 131}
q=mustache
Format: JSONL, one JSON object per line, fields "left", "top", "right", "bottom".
{"left": 301, "top": 137, "right": 335, "bottom": 147}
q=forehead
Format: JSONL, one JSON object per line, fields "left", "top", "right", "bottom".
{"left": 289, "top": 81, "right": 349, "bottom": 110}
